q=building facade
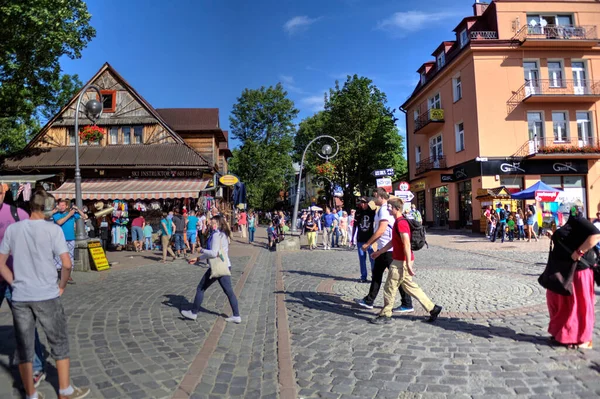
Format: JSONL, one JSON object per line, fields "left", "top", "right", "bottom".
{"left": 401, "top": 0, "right": 600, "bottom": 232}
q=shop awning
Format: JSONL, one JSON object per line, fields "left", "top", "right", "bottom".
{"left": 50, "top": 178, "right": 210, "bottom": 200}
{"left": 0, "top": 174, "right": 55, "bottom": 184}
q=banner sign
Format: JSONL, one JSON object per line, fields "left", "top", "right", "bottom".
{"left": 480, "top": 159, "right": 588, "bottom": 176}
{"left": 376, "top": 178, "right": 392, "bottom": 193}
{"left": 535, "top": 190, "right": 560, "bottom": 202}
{"left": 88, "top": 241, "right": 110, "bottom": 271}
{"left": 441, "top": 174, "right": 455, "bottom": 183}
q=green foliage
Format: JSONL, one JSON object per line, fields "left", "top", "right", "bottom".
{"left": 229, "top": 84, "right": 299, "bottom": 209}
{"left": 0, "top": 0, "right": 94, "bottom": 154}
{"left": 294, "top": 75, "right": 407, "bottom": 207}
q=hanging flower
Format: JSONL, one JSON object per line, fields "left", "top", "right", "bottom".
{"left": 538, "top": 144, "right": 600, "bottom": 154}
{"left": 315, "top": 162, "right": 336, "bottom": 179}
{"left": 79, "top": 125, "right": 105, "bottom": 143}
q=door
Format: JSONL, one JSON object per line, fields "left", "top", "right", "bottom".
{"left": 524, "top": 62, "right": 539, "bottom": 96}
{"left": 572, "top": 62, "right": 587, "bottom": 95}
{"left": 430, "top": 135, "right": 443, "bottom": 168}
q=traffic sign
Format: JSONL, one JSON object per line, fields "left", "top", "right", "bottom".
{"left": 372, "top": 168, "right": 395, "bottom": 177}
{"left": 395, "top": 190, "right": 414, "bottom": 202}
{"left": 398, "top": 181, "right": 410, "bottom": 191}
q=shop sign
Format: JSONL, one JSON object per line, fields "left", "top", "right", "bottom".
{"left": 429, "top": 108, "right": 444, "bottom": 121}
{"left": 480, "top": 159, "right": 588, "bottom": 176}
{"left": 452, "top": 160, "right": 481, "bottom": 181}
{"left": 412, "top": 180, "right": 426, "bottom": 191}
{"left": 130, "top": 170, "right": 204, "bottom": 178}
{"left": 441, "top": 174, "right": 455, "bottom": 183}
{"left": 372, "top": 168, "right": 395, "bottom": 177}
{"left": 376, "top": 178, "right": 392, "bottom": 193}
{"left": 219, "top": 174, "right": 239, "bottom": 186}
{"left": 535, "top": 190, "right": 560, "bottom": 202}
{"left": 88, "top": 241, "right": 110, "bottom": 271}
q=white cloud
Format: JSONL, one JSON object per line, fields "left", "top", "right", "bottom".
{"left": 377, "top": 11, "right": 459, "bottom": 36}
{"left": 301, "top": 95, "right": 325, "bottom": 112}
{"left": 279, "top": 75, "right": 306, "bottom": 94}
{"left": 284, "top": 16, "right": 321, "bottom": 35}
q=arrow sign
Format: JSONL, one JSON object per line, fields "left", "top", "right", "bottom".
{"left": 372, "top": 168, "right": 395, "bottom": 177}
{"left": 395, "top": 190, "right": 414, "bottom": 202}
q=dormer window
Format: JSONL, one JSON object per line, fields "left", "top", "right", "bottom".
{"left": 460, "top": 29, "right": 469, "bottom": 47}
{"left": 436, "top": 53, "right": 445, "bottom": 69}
{"left": 420, "top": 72, "right": 426, "bottom": 84}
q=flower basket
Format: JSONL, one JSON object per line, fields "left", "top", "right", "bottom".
{"left": 315, "top": 162, "right": 336, "bottom": 179}
{"left": 79, "top": 125, "right": 105, "bottom": 143}
{"left": 538, "top": 144, "right": 600, "bottom": 154}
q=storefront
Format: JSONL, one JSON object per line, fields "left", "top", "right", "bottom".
{"left": 457, "top": 180, "right": 472, "bottom": 228}
{"left": 431, "top": 185, "right": 449, "bottom": 227}
{"left": 411, "top": 180, "right": 426, "bottom": 222}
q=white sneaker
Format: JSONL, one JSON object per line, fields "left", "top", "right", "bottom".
{"left": 355, "top": 299, "right": 374, "bottom": 309}
{"left": 180, "top": 310, "right": 197, "bottom": 320}
{"left": 225, "top": 316, "right": 242, "bottom": 324}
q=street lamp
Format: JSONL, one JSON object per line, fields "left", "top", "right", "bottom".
{"left": 292, "top": 135, "right": 339, "bottom": 233}
{"left": 74, "top": 85, "right": 103, "bottom": 241}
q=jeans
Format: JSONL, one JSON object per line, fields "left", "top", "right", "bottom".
{"left": 192, "top": 268, "right": 240, "bottom": 316}
{"left": 174, "top": 233, "right": 185, "bottom": 251}
{"left": 0, "top": 283, "right": 45, "bottom": 372}
{"left": 249, "top": 227, "right": 255, "bottom": 243}
{"left": 331, "top": 228, "right": 339, "bottom": 247}
{"left": 491, "top": 222, "right": 506, "bottom": 243}
{"left": 144, "top": 236, "right": 153, "bottom": 250}
{"left": 508, "top": 230, "right": 514, "bottom": 241}
{"left": 518, "top": 225, "right": 525, "bottom": 239}
{"left": 363, "top": 251, "right": 412, "bottom": 308}
{"left": 357, "top": 242, "right": 375, "bottom": 281}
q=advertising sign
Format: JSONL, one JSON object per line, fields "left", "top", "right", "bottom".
{"left": 88, "top": 241, "right": 110, "bottom": 271}
{"left": 219, "top": 175, "right": 239, "bottom": 186}
{"left": 376, "top": 178, "right": 392, "bottom": 193}
{"left": 535, "top": 190, "right": 560, "bottom": 202}
{"left": 372, "top": 168, "right": 395, "bottom": 177}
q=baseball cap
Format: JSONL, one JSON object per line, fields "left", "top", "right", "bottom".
{"left": 357, "top": 196, "right": 368, "bottom": 203}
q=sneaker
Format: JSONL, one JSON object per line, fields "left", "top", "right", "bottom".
{"left": 59, "top": 386, "right": 90, "bottom": 399}
{"left": 427, "top": 305, "right": 442, "bottom": 322}
{"left": 393, "top": 306, "right": 415, "bottom": 313}
{"left": 359, "top": 278, "right": 368, "bottom": 283}
{"left": 225, "top": 316, "right": 242, "bottom": 324}
{"left": 33, "top": 371, "right": 46, "bottom": 388}
{"left": 180, "top": 310, "right": 198, "bottom": 320}
{"left": 355, "top": 299, "right": 374, "bottom": 309}
{"left": 67, "top": 277, "right": 75, "bottom": 284}
{"left": 370, "top": 315, "right": 392, "bottom": 325}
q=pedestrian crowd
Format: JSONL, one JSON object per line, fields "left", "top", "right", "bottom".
{"left": 485, "top": 202, "right": 538, "bottom": 243}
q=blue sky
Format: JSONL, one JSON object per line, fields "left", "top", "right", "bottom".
{"left": 61, "top": 0, "right": 475, "bottom": 149}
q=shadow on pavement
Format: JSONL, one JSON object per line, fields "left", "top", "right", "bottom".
{"left": 161, "top": 294, "right": 226, "bottom": 318}
{"left": 284, "top": 270, "right": 358, "bottom": 283}
{"left": 278, "top": 291, "right": 375, "bottom": 322}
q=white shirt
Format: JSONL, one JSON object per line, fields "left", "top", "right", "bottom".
{"left": 374, "top": 202, "right": 395, "bottom": 252}
{"left": 200, "top": 230, "right": 231, "bottom": 268}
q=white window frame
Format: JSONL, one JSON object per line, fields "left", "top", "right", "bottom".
{"left": 428, "top": 93, "right": 441, "bottom": 110}
{"left": 430, "top": 134, "right": 443, "bottom": 160}
{"left": 455, "top": 122, "right": 465, "bottom": 152}
{"left": 527, "top": 111, "right": 545, "bottom": 141}
{"left": 459, "top": 29, "right": 469, "bottom": 47}
{"left": 436, "top": 52, "right": 445, "bottom": 69}
{"left": 133, "top": 126, "right": 143, "bottom": 144}
{"left": 109, "top": 127, "right": 119, "bottom": 145}
{"left": 415, "top": 146, "right": 421, "bottom": 164}
{"left": 547, "top": 59, "right": 564, "bottom": 88}
{"left": 571, "top": 59, "right": 588, "bottom": 95}
{"left": 576, "top": 110, "right": 593, "bottom": 144}
{"left": 551, "top": 110, "right": 569, "bottom": 142}
{"left": 453, "top": 75, "right": 462, "bottom": 102}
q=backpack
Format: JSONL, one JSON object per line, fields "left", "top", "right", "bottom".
{"left": 498, "top": 208, "right": 507, "bottom": 221}
{"left": 396, "top": 217, "right": 428, "bottom": 251}
{"left": 0, "top": 204, "right": 20, "bottom": 223}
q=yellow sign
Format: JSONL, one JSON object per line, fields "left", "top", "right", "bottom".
{"left": 88, "top": 241, "right": 110, "bottom": 271}
{"left": 429, "top": 108, "right": 444, "bottom": 121}
{"left": 219, "top": 175, "right": 239, "bottom": 186}
{"left": 412, "top": 180, "right": 426, "bottom": 191}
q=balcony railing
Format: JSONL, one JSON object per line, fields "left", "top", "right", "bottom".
{"left": 470, "top": 31, "right": 498, "bottom": 40}
{"left": 507, "top": 79, "right": 600, "bottom": 108}
{"left": 513, "top": 135, "right": 600, "bottom": 158}
{"left": 515, "top": 24, "right": 597, "bottom": 42}
{"left": 414, "top": 108, "right": 444, "bottom": 133}
{"left": 416, "top": 155, "right": 446, "bottom": 174}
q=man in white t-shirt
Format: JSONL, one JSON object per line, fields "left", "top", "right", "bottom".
{"left": 0, "top": 190, "right": 90, "bottom": 399}
{"left": 355, "top": 188, "right": 413, "bottom": 312}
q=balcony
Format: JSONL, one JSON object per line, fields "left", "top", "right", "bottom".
{"left": 414, "top": 108, "right": 444, "bottom": 135}
{"left": 470, "top": 31, "right": 498, "bottom": 41}
{"left": 509, "top": 80, "right": 600, "bottom": 105}
{"left": 416, "top": 155, "right": 447, "bottom": 175}
{"left": 515, "top": 24, "right": 598, "bottom": 47}
{"left": 513, "top": 136, "right": 600, "bottom": 159}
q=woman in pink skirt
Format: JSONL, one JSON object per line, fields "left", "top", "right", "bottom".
{"left": 546, "top": 205, "right": 600, "bottom": 349}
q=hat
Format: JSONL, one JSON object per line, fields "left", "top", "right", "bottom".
{"left": 94, "top": 201, "right": 105, "bottom": 211}
{"left": 357, "top": 196, "right": 368, "bottom": 203}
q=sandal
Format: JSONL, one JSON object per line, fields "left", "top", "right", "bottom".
{"left": 578, "top": 341, "right": 593, "bottom": 349}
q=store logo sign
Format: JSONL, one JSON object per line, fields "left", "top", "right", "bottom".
{"left": 500, "top": 162, "right": 525, "bottom": 173}
{"left": 552, "top": 162, "right": 577, "bottom": 173}
{"left": 454, "top": 169, "right": 468, "bottom": 179}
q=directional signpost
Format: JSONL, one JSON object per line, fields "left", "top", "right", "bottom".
{"left": 394, "top": 190, "right": 414, "bottom": 202}
{"left": 372, "top": 168, "right": 395, "bottom": 177}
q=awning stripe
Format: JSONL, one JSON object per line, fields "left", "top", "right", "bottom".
{"left": 50, "top": 178, "right": 210, "bottom": 200}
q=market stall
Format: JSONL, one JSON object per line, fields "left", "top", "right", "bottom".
{"left": 511, "top": 181, "right": 563, "bottom": 229}
{"left": 475, "top": 186, "right": 519, "bottom": 234}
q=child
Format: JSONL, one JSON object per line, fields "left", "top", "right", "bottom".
{"left": 489, "top": 214, "right": 497, "bottom": 242}
{"left": 143, "top": 223, "right": 154, "bottom": 250}
{"left": 507, "top": 214, "right": 515, "bottom": 242}
{"left": 267, "top": 222, "right": 276, "bottom": 251}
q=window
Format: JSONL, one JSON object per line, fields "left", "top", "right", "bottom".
{"left": 413, "top": 109, "right": 419, "bottom": 122}
{"left": 548, "top": 61, "right": 563, "bottom": 87}
{"left": 459, "top": 29, "right": 469, "bottom": 47}
{"left": 453, "top": 76, "right": 462, "bottom": 102}
{"left": 428, "top": 93, "right": 441, "bottom": 110}
{"left": 420, "top": 72, "right": 426, "bottom": 85}
{"left": 527, "top": 14, "right": 573, "bottom": 34}
{"left": 430, "top": 135, "right": 443, "bottom": 160}
{"left": 577, "top": 111, "right": 593, "bottom": 144}
{"left": 133, "top": 126, "right": 143, "bottom": 144}
{"left": 541, "top": 176, "right": 562, "bottom": 188}
{"left": 436, "top": 52, "right": 445, "bottom": 69}
{"left": 67, "top": 128, "right": 76, "bottom": 146}
{"left": 100, "top": 90, "right": 116, "bottom": 113}
{"left": 527, "top": 111, "right": 544, "bottom": 140}
{"left": 552, "top": 112, "right": 568, "bottom": 142}
{"left": 109, "top": 127, "right": 118, "bottom": 145}
{"left": 455, "top": 122, "right": 465, "bottom": 152}
{"left": 122, "top": 126, "right": 131, "bottom": 145}
{"left": 415, "top": 146, "right": 421, "bottom": 163}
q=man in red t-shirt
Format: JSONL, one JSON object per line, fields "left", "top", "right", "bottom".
{"left": 238, "top": 210, "right": 247, "bottom": 239}
{"left": 370, "top": 197, "right": 442, "bottom": 325}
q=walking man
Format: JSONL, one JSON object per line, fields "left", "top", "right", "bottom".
{"left": 160, "top": 212, "right": 177, "bottom": 263}
{"left": 491, "top": 203, "right": 507, "bottom": 243}
{"left": 0, "top": 190, "right": 91, "bottom": 399}
{"left": 172, "top": 208, "right": 186, "bottom": 258}
{"left": 353, "top": 197, "right": 375, "bottom": 283}
{"left": 355, "top": 188, "right": 413, "bottom": 313}
{"left": 322, "top": 207, "right": 335, "bottom": 250}
{"left": 52, "top": 200, "right": 84, "bottom": 284}
{"left": 370, "top": 197, "right": 442, "bottom": 324}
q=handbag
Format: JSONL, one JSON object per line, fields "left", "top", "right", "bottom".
{"left": 209, "top": 234, "right": 231, "bottom": 279}
{"left": 538, "top": 239, "right": 593, "bottom": 296}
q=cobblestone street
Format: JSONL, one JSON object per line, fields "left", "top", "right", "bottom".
{"left": 1, "top": 230, "right": 600, "bottom": 398}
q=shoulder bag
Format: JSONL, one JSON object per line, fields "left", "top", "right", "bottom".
{"left": 209, "top": 234, "right": 231, "bottom": 279}
{"left": 538, "top": 239, "right": 593, "bottom": 296}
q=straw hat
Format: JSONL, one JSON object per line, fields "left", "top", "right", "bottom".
{"left": 94, "top": 201, "right": 105, "bottom": 211}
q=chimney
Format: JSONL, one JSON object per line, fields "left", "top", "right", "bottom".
{"left": 473, "top": 1, "right": 489, "bottom": 17}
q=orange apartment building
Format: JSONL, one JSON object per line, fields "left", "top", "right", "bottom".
{"left": 401, "top": 0, "right": 600, "bottom": 232}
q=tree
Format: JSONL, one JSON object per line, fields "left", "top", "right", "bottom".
{"left": 229, "top": 83, "right": 299, "bottom": 210}
{"left": 294, "top": 75, "right": 407, "bottom": 209}
{"left": 0, "top": 0, "right": 95, "bottom": 154}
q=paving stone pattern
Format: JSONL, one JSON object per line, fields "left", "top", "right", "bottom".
{"left": 281, "top": 244, "right": 600, "bottom": 399}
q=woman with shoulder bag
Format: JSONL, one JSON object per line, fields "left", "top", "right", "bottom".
{"left": 545, "top": 205, "right": 600, "bottom": 349}
{"left": 181, "top": 215, "right": 241, "bottom": 323}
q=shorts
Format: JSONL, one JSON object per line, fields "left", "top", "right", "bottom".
{"left": 187, "top": 231, "right": 197, "bottom": 245}
{"left": 11, "top": 298, "right": 69, "bottom": 363}
{"left": 132, "top": 226, "right": 144, "bottom": 241}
